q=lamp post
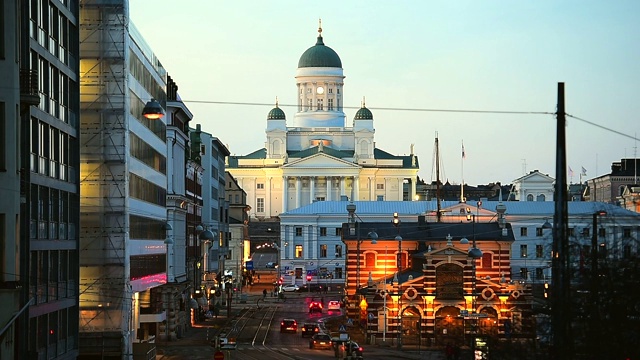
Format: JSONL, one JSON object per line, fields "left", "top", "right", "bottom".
{"left": 346, "top": 203, "right": 378, "bottom": 294}
{"left": 460, "top": 213, "right": 482, "bottom": 350}
{"left": 590, "top": 210, "right": 606, "bottom": 358}
{"left": 392, "top": 212, "right": 403, "bottom": 350}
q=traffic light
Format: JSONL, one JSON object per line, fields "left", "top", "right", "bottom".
{"left": 544, "top": 282, "right": 549, "bottom": 298}
{"left": 306, "top": 275, "right": 312, "bottom": 282}
{"left": 392, "top": 212, "right": 400, "bottom": 227}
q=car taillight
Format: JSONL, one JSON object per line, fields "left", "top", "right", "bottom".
{"left": 359, "top": 347, "right": 363, "bottom": 352}
{"left": 280, "top": 322, "right": 284, "bottom": 326}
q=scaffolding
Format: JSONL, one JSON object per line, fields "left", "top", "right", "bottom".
{"left": 79, "top": 0, "right": 131, "bottom": 357}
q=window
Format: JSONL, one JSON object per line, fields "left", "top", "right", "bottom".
{"left": 623, "top": 228, "right": 632, "bottom": 238}
{"left": 527, "top": 194, "right": 534, "bottom": 201}
{"left": 335, "top": 267, "right": 342, "bottom": 279}
{"left": 520, "top": 244, "right": 528, "bottom": 258}
{"left": 328, "top": 88, "right": 333, "bottom": 94}
{"left": 328, "top": 98, "right": 333, "bottom": 110}
{"left": 598, "top": 228, "right": 606, "bottom": 237}
{"left": 377, "top": 195, "right": 384, "bottom": 201}
{"left": 536, "top": 194, "right": 546, "bottom": 201}
{"left": 536, "top": 245, "right": 543, "bottom": 258}
{"left": 295, "top": 245, "right": 303, "bottom": 258}
{"left": 335, "top": 228, "right": 342, "bottom": 236}
{"left": 317, "top": 99, "right": 323, "bottom": 110}
{"left": 235, "top": 194, "right": 239, "bottom": 203}
{"left": 320, "top": 227, "right": 327, "bottom": 236}
{"left": 520, "top": 267, "right": 529, "bottom": 280}
{"left": 335, "top": 245, "right": 342, "bottom": 258}
{"left": 307, "top": 99, "right": 312, "bottom": 110}
{"left": 256, "top": 198, "right": 264, "bottom": 213}
{"left": 376, "top": 183, "right": 384, "bottom": 190}
{"left": 568, "top": 227, "right": 575, "bottom": 237}
{"left": 481, "top": 253, "right": 492, "bottom": 269}
{"left": 520, "top": 227, "right": 528, "bottom": 236}
{"left": 256, "top": 183, "right": 264, "bottom": 189}
{"left": 535, "top": 268, "right": 544, "bottom": 280}
{"left": 315, "top": 196, "right": 325, "bottom": 201}
{"left": 536, "top": 227, "right": 543, "bottom": 237}
{"left": 320, "top": 244, "right": 327, "bottom": 257}
{"left": 582, "top": 227, "right": 590, "bottom": 237}
{"left": 623, "top": 245, "right": 631, "bottom": 258}
{"left": 295, "top": 227, "right": 302, "bottom": 236}
{"left": 0, "top": 102, "right": 4, "bottom": 171}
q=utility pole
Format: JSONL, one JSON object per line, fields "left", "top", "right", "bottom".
{"left": 551, "top": 82, "right": 572, "bottom": 359}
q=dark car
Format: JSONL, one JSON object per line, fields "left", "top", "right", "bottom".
{"left": 308, "top": 301, "right": 323, "bottom": 313}
{"left": 299, "top": 284, "right": 324, "bottom": 292}
{"left": 280, "top": 318, "right": 297, "bottom": 333}
{"left": 309, "top": 333, "right": 333, "bottom": 349}
{"left": 301, "top": 322, "right": 320, "bottom": 337}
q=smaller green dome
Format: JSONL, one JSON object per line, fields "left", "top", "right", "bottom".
{"left": 354, "top": 106, "right": 373, "bottom": 120}
{"left": 268, "top": 105, "right": 286, "bottom": 120}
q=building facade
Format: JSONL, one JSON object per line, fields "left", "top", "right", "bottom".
{"left": 1, "top": 1, "right": 81, "bottom": 359}
{"left": 79, "top": 1, "right": 171, "bottom": 356}
{"left": 227, "top": 24, "right": 419, "bottom": 220}
{"left": 585, "top": 158, "right": 639, "bottom": 204}
{"left": 510, "top": 170, "right": 555, "bottom": 202}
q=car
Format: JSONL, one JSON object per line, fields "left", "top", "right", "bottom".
{"left": 308, "top": 301, "right": 323, "bottom": 313}
{"left": 309, "top": 333, "right": 333, "bottom": 349}
{"left": 301, "top": 322, "right": 320, "bottom": 337}
{"left": 282, "top": 284, "right": 299, "bottom": 292}
{"left": 280, "top": 318, "right": 298, "bottom": 333}
{"left": 265, "top": 262, "right": 278, "bottom": 268}
{"left": 299, "top": 284, "right": 324, "bottom": 292}
{"left": 327, "top": 300, "right": 341, "bottom": 312}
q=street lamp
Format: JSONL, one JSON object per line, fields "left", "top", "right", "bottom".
{"left": 142, "top": 98, "right": 165, "bottom": 120}
{"left": 391, "top": 212, "right": 403, "bottom": 349}
{"left": 590, "top": 210, "right": 607, "bottom": 357}
{"left": 460, "top": 213, "right": 482, "bottom": 350}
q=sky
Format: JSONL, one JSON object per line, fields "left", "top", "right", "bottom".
{"left": 129, "top": 1, "right": 640, "bottom": 186}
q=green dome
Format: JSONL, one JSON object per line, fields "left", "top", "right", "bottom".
{"left": 268, "top": 106, "right": 286, "bottom": 120}
{"left": 354, "top": 106, "right": 373, "bottom": 120}
{"left": 298, "top": 35, "right": 342, "bottom": 68}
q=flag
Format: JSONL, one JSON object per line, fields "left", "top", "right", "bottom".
{"left": 462, "top": 142, "right": 466, "bottom": 159}
{"left": 569, "top": 167, "right": 574, "bottom": 177}
{"left": 581, "top": 166, "right": 587, "bottom": 176}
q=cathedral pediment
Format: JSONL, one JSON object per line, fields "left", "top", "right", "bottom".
{"left": 283, "top": 152, "right": 360, "bottom": 169}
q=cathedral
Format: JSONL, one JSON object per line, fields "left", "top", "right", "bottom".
{"left": 227, "top": 23, "right": 419, "bottom": 219}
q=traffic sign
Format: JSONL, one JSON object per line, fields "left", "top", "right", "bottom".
{"left": 214, "top": 351, "right": 224, "bottom": 360}
{"left": 339, "top": 325, "right": 347, "bottom": 332}
{"left": 346, "top": 318, "right": 353, "bottom": 326}
{"left": 245, "top": 261, "right": 254, "bottom": 270}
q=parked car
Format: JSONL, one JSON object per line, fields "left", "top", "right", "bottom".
{"left": 309, "top": 333, "right": 333, "bottom": 349}
{"left": 308, "top": 301, "right": 323, "bottom": 313}
{"left": 282, "top": 284, "right": 299, "bottom": 292}
{"left": 327, "top": 300, "right": 341, "bottom": 312}
{"left": 265, "top": 262, "right": 278, "bottom": 268}
{"left": 347, "top": 341, "right": 364, "bottom": 357}
{"left": 298, "top": 284, "right": 324, "bottom": 292}
{"left": 301, "top": 322, "right": 320, "bottom": 337}
{"left": 280, "top": 318, "right": 298, "bottom": 333}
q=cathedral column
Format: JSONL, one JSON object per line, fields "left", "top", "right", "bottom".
{"left": 296, "top": 176, "right": 301, "bottom": 208}
{"left": 310, "top": 176, "right": 315, "bottom": 203}
{"left": 304, "top": 226, "right": 311, "bottom": 259}
{"left": 354, "top": 176, "right": 360, "bottom": 201}
{"left": 340, "top": 177, "right": 345, "bottom": 199}
{"left": 326, "top": 176, "right": 332, "bottom": 201}
{"left": 369, "top": 177, "right": 374, "bottom": 200}
{"left": 282, "top": 176, "right": 288, "bottom": 212}
{"left": 398, "top": 177, "right": 403, "bottom": 201}
{"left": 266, "top": 176, "right": 272, "bottom": 215}
{"left": 411, "top": 177, "right": 416, "bottom": 201}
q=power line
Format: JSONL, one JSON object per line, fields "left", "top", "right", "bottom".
{"left": 181, "top": 99, "right": 554, "bottom": 115}
{"left": 566, "top": 113, "right": 639, "bottom": 142}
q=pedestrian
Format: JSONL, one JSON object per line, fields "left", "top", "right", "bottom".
{"left": 263, "top": 288, "right": 267, "bottom": 299}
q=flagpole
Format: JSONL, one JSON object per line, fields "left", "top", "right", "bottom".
{"left": 461, "top": 141, "right": 465, "bottom": 203}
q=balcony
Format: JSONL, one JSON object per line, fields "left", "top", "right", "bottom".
{"left": 20, "top": 69, "right": 40, "bottom": 113}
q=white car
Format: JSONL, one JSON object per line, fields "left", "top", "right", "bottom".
{"left": 327, "top": 300, "right": 341, "bottom": 312}
{"left": 282, "top": 284, "right": 299, "bottom": 292}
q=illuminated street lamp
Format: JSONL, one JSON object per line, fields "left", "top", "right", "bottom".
{"left": 346, "top": 203, "right": 378, "bottom": 294}
{"left": 142, "top": 98, "right": 165, "bottom": 119}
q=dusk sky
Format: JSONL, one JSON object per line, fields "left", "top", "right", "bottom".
{"left": 129, "top": 1, "right": 640, "bottom": 186}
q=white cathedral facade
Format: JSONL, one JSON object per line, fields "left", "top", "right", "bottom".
{"left": 227, "top": 24, "right": 420, "bottom": 219}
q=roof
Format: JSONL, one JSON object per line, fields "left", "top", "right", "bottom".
{"left": 281, "top": 200, "right": 640, "bottom": 219}
{"left": 354, "top": 106, "right": 373, "bottom": 120}
{"left": 267, "top": 106, "right": 286, "bottom": 120}
{"left": 374, "top": 148, "right": 418, "bottom": 169}
{"left": 298, "top": 34, "right": 342, "bottom": 68}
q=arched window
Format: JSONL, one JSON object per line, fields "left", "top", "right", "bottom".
{"left": 365, "top": 252, "right": 376, "bottom": 268}
{"left": 527, "top": 194, "right": 534, "bottom": 201}
{"left": 536, "top": 194, "right": 545, "bottom": 201}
